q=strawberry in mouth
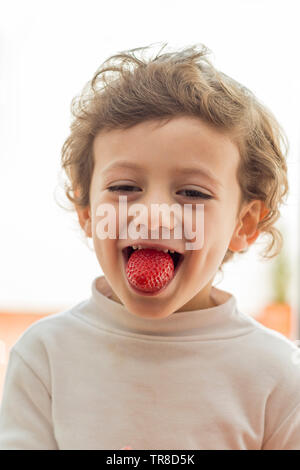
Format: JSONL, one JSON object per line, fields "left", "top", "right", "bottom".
{"left": 122, "top": 246, "right": 184, "bottom": 294}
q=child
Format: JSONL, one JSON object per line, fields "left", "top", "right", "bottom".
{"left": 0, "top": 42, "right": 299, "bottom": 450}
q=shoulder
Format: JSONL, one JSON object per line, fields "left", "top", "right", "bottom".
{"left": 238, "top": 311, "right": 300, "bottom": 383}
{"left": 244, "top": 321, "right": 300, "bottom": 448}
{"left": 244, "top": 312, "right": 298, "bottom": 354}
{"left": 10, "top": 299, "right": 90, "bottom": 371}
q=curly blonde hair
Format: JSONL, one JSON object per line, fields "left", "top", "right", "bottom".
{"left": 58, "top": 41, "right": 289, "bottom": 270}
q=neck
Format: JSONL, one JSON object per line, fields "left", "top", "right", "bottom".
{"left": 96, "top": 276, "right": 218, "bottom": 313}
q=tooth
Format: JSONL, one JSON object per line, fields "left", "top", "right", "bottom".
{"left": 133, "top": 245, "right": 173, "bottom": 252}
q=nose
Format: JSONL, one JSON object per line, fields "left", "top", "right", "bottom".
{"left": 129, "top": 191, "right": 182, "bottom": 238}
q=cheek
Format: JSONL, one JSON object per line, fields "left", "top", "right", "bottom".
{"left": 204, "top": 204, "right": 237, "bottom": 256}
{"left": 91, "top": 199, "right": 120, "bottom": 262}
{"left": 197, "top": 205, "right": 232, "bottom": 255}
{"left": 92, "top": 196, "right": 119, "bottom": 240}
{"left": 203, "top": 203, "right": 233, "bottom": 233}
{"left": 202, "top": 205, "right": 220, "bottom": 246}
{"left": 180, "top": 204, "right": 207, "bottom": 250}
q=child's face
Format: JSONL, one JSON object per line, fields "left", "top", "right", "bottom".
{"left": 81, "top": 116, "right": 252, "bottom": 318}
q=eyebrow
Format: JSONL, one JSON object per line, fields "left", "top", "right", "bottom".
{"left": 173, "top": 167, "right": 223, "bottom": 189}
{"left": 102, "top": 160, "right": 223, "bottom": 189}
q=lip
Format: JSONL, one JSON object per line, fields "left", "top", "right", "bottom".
{"left": 120, "top": 241, "right": 184, "bottom": 255}
{"left": 121, "top": 248, "right": 184, "bottom": 296}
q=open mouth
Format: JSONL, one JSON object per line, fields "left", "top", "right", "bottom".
{"left": 121, "top": 246, "right": 185, "bottom": 296}
{"left": 122, "top": 246, "right": 184, "bottom": 273}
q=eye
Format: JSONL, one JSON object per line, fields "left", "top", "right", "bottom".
{"left": 178, "top": 189, "right": 213, "bottom": 200}
{"left": 107, "top": 185, "right": 141, "bottom": 193}
{"left": 107, "top": 186, "right": 213, "bottom": 200}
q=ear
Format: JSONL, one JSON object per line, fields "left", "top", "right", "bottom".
{"left": 74, "top": 189, "right": 92, "bottom": 238}
{"left": 229, "top": 200, "right": 269, "bottom": 252}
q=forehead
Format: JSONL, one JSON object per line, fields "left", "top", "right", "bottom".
{"left": 93, "top": 116, "right": 241, "bottom": 184}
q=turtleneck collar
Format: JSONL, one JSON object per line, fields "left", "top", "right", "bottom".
{"left": 73, "top": 276, "right": 256, "bottom": 341}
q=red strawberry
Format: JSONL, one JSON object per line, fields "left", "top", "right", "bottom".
{"left": 126, "top": 248, "right": 174, "bottom": 293}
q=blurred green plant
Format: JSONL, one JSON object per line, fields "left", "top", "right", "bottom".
{"left": 270, "top": 226, "right": 291, "bottom": 304}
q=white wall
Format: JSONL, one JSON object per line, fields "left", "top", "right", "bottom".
{"left": 0, "top": 0, "right": 299, "bottom": 316}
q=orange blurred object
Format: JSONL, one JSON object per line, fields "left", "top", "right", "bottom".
{"left": 254, "top": 302, "right": 293, "bottom": 338}
{"left": 0, "top": 311, "right": 56, "bottom": 402}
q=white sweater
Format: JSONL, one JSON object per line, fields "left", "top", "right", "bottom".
{"left": 0, "top": 276, "right": 300, "bottom": 450}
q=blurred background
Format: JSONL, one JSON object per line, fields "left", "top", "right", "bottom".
{"left": 0, "top": 0, "right": 299, "bottom": 400}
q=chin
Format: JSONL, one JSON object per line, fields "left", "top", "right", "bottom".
{"left": 124, "top": 299, "right": 176, "bottom": 319}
